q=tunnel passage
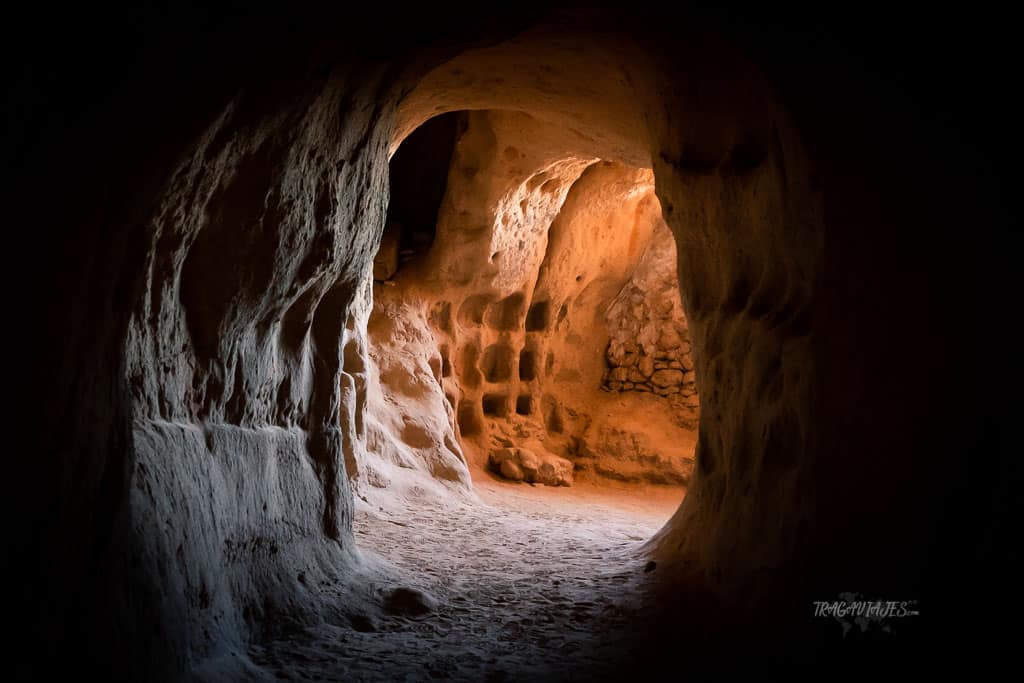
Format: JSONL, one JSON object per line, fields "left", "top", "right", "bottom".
{"left": 32, "top": 10, "right": 950, "bottom": 680}
{"left": 358, "top": 110, "right": 700, "bottom": 499}
{"left": 345, "top": 28, "right": 826, "bottom": 669}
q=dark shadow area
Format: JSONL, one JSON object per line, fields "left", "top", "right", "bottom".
{"left": 376, "top": 112, "right": 460, "bottom": 279}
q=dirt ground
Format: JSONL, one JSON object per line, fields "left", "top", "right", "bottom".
{"left": 251, "top": 472, "right": 684, "bottom": 681}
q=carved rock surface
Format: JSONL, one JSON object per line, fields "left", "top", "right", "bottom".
{"left": 20, "top": 8, "right": 994, "bottom": 679}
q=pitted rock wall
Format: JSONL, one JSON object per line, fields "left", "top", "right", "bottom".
{"left": 603, "top": 224, "right": 700, "bottom": 428}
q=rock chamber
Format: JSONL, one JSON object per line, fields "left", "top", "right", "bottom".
{"left": 15, "top": 5, "right": 1008, "bottom": 680}
{"left": 358, "top": 109, "right": 701, "bottom": 498}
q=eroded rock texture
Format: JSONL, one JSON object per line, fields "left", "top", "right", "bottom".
{"left": 19, "top": 6, "right": 1004, "bottom": 679}
{"left": 358, "top": 111, "right": 697, "bottom": 491}
{"left": 488, "top": 447, "right": 574, "bottom": 486}
{"left": 603, "top": 223, "right": 700, "bottom": 428}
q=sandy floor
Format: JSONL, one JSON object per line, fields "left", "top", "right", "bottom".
{"left": 253, "top": 474, "right": 684, "bottom": 681}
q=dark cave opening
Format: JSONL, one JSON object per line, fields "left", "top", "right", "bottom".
{"left": 375, "top": 111, "right": 460, "bottom": 281}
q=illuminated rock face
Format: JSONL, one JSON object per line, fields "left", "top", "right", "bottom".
{"left": 24, "top": 7, "right": 995, "bottom": 679}
{"left": 488, "top": 447, "right": 573, "bottom": 486}
{"left": 356, "top": 111, "right": 697, "bottom": 491}
{"left": 603, "top": 223, "right": 700, "bottom": 428}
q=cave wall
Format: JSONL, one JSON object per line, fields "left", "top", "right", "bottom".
{"left": 17, "top": 6, "right": 1005, "bottom": 677}
{"left": 96, "top": 65, "right": 397, "bottom": 678}
{"left": 364, "top": 109, "right": 698, "bottom": 487}
{"left": 642, "top": 43, "right": 822, "bottom": 598}
{"left": 360, "top": 292, "right": 472, "bottom": 495}
{"left": 528, "top": 162, "right": 698, "bottom": 484}
{"left": 602, "top": 223, "right": 700, "bottom": 429}
{"left": 366, "top": 110, "right": 596, "bottom": 490}
{"left": 16, "top": 17, "right": 433, "bottom": 677}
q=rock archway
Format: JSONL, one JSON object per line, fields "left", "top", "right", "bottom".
{"left": 371, "top": 20, "right": 820, "bottom": 605}
{"left": 18, "top": 6, "right": 1003, "bottom": 679}
{"left": 359, "top": 108, "right": 701, "bottom": 499}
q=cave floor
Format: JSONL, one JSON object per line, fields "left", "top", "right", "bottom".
{"left": 254, "top": 476, "right": 683, "bottom": 681}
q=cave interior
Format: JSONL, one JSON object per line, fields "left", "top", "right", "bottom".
{"left": 13, "top": 4, "right": 1013, "bottom": 680}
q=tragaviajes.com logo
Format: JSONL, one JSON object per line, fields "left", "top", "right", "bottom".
{"left": 813, "top": 592, "right": 920, "bottom": 637}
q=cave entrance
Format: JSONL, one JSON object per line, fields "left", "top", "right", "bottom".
{"left": 358, "top": 109, "right": 698, "bottom": 516}
{"left": 346, "top": 107, "right": 701, "bottom": 654}
{"left": 373, "top": 112, "right": 460, "bottom": 281}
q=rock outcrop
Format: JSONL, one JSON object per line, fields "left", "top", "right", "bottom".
{"left": 602, "top": 223, "right": 700, "bottom": 428}
{"left": 488, "top": 447, "right": 573, "bottom": 486}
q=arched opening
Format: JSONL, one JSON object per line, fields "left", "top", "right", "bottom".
{"left": 347, "top": 94, "right": 707, "bottom": 667}
{"left": 310, "top": 18, "right": 826, "bottom": 671}
{"left": 284, "top": 18, "right": 818, "bottom": 674}
{"left": 44, "top": 7, "right": 1009, "bottom": 681}
{"left": 369, "top": 110, "right": 701, "bottom": 475}
{"left": 365, "top": 109, "right": 703, "bottom": 484}
{"left": 374, "top": 112, "right": 460, "bottom": 281}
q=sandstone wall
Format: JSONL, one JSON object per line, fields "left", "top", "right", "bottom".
{"left": 17, "top": 20, "right": 428, "bottom": 678}
{"left": 603, "top": 223, "right": 700, "bottom": 428}
{"left": 362, "top": 110, "right": 699, "bottom": 489}
{"left": 18, "top": 8, "right": 1002, "bottom": 677}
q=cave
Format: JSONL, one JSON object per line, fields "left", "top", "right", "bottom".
{"left": 374, "top": 112, "right": 459, "bottom": 281}
{"left": 17, "top": 5, "right": 1011, "bottom": 680}
{"left": 364, "top": 109, "right": 699, "bottom": 500}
